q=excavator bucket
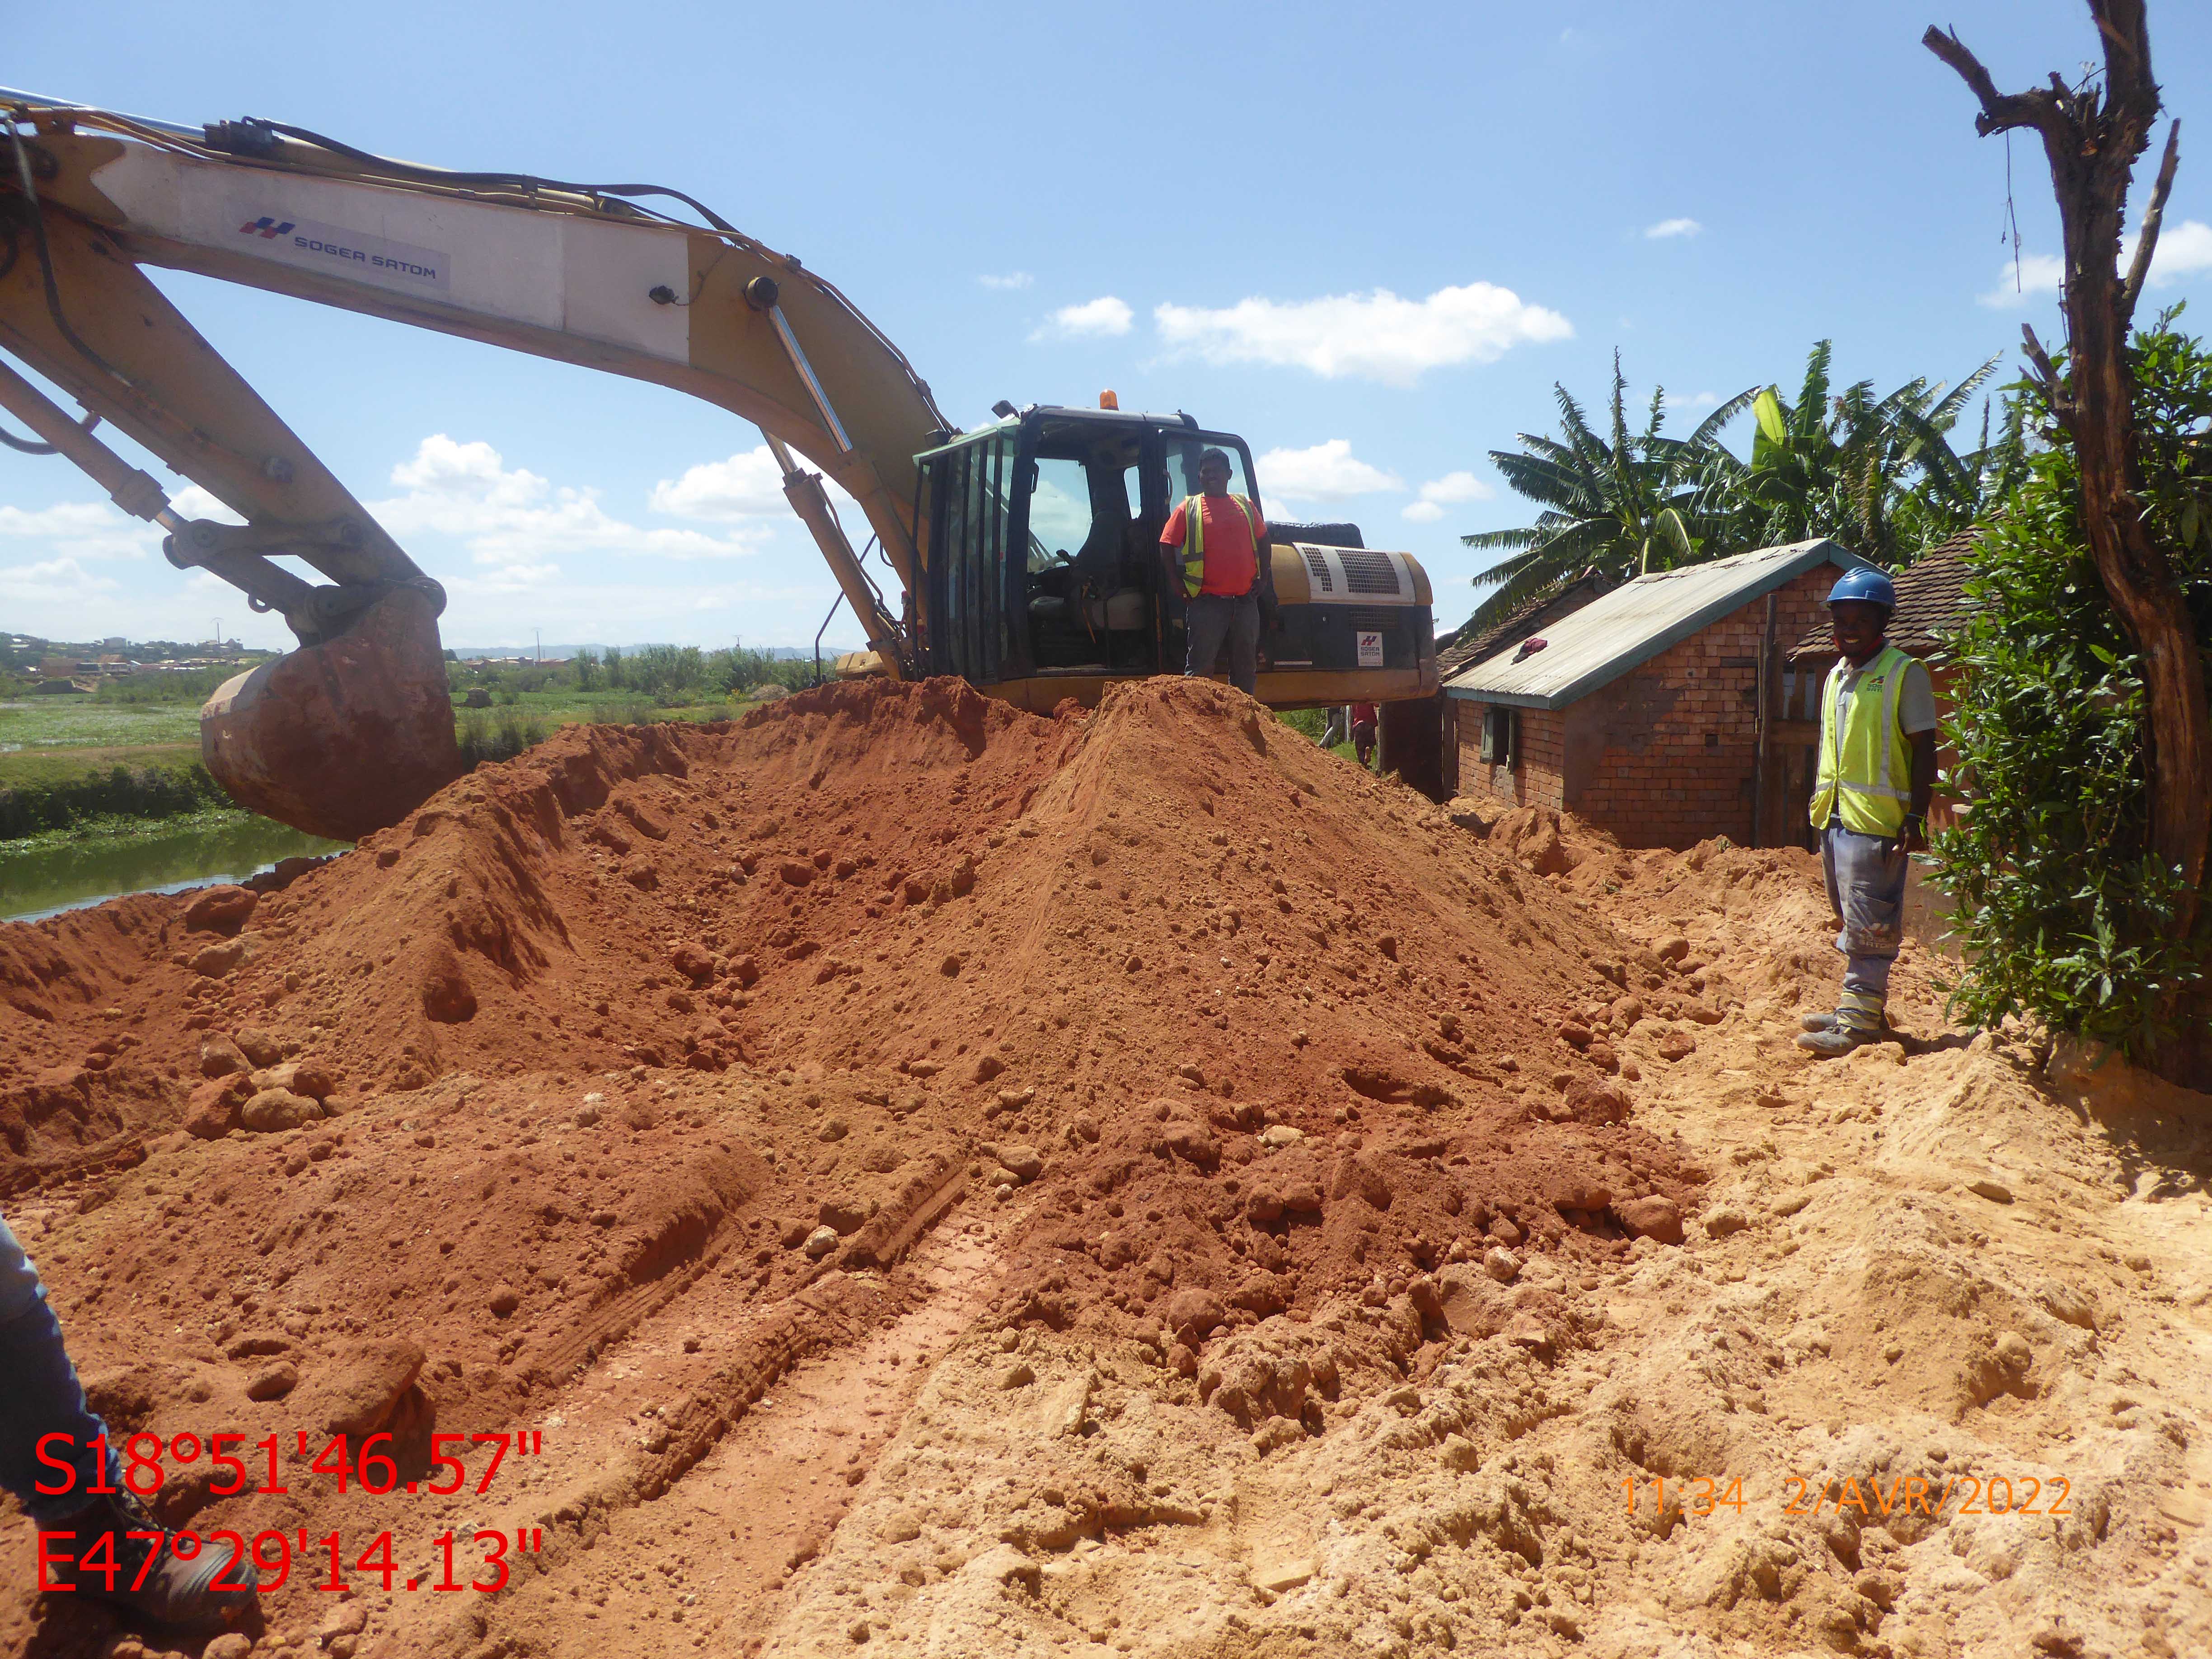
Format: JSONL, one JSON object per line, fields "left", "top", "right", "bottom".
{"left": 200, "top": 588, "right": 464, "bottom": 843}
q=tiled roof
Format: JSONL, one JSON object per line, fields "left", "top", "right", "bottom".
{"left": 1434, "top": 572, "right": 1616, "bottom": 680}
{"left": 1786, "top": 527, "right": 1978, "bottom": 661}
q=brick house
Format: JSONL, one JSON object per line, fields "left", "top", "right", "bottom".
{"left": 1386, "top": 569, "right": 1624, "bottom": 798}
{"left": 1442, "top": 540, "right": 1868, "bottom": 850}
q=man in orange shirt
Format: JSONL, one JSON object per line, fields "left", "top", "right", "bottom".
{"left": 1350, "top": 701, "right": 1378, "bottom": 769}
{"left": 1159, "top": 448, "right": 1267, "bottom": 694}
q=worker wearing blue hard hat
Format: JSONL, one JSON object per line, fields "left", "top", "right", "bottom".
{"left": 1797, "top": 564, "right": 1939, "bottom": 1057}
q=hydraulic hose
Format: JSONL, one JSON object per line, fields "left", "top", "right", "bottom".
{"left": 1, "top": 112, "right": 135, "bottom": 390}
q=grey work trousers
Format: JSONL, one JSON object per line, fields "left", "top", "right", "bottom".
{"left": 1821, "top": 824, "right": 1910, "bottom": 1012}
{"left": 1183, "top": 592, "right": 1260, "bottom": 695}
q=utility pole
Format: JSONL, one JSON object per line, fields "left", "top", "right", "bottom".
{"left": 534, "top": 628, "right": 542, "bottom": 664}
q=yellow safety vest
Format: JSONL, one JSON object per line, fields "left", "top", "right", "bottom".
{"left": 1809, "top": 644, "right": 1917, "bottom": 837}
{"left": 1177, "top": 492, "right": 1262, "bottom": 600}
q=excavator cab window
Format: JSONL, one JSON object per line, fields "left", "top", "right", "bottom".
{"left": 916, "top": 431, "right": 1018, "bottom": 682}
{"left": 1017, "top": 422, "right": 1150, "bottom": 674}
{"left": 1164, "top": 435, "right": 1260, "bottom": 524}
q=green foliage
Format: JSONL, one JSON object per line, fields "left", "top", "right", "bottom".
{"left": 573, "top": 647, "right": 601, "bottom": 691}
{"left": 1461, "top": 354, "right": 1757, "bottom": 631}
{"left": 624, "top": 644, "right": 706, "bottom": 695}
{"left": 0, "top": 762, "right": 230, "bottom": 839}
{"left": 1466, "top": 341, "right": 2019, "bottom": 631}
{"left": 1275, "top": 707, "right": 1328, "bottom": 743}
{"left": 455, "top": 708, "right": 551, "bottom": 768}
{"left": 1934, "top": 314, "right": 2212, "bottom": 1057}
{"left": 1696, "top": 342, "right": 2007, "bottom": 564}
{"left": 709, "top": 645, "right": 812, "bottom": 695}
{"left": 90, "top": 667, "right": 238, "bottom": 705}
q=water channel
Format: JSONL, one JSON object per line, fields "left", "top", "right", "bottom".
{"left": 0, "top": 815, "right": 349, "bottom": 923}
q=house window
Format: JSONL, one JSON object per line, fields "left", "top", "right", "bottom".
{"left": 1478, "top": 705, "right": 1518, "bottom": 769}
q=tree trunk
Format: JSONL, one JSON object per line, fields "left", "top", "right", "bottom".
{"left": 1928, "top": 6, "right": 2212, "bottom": 1085}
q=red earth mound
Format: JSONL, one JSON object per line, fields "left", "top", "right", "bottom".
{"left": 1, "top": 677, "right": 1711, "bottom": 1654}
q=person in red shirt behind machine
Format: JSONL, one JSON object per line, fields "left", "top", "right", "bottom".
{"left": 1350, "top": 701, "right": 1378, "bottom": 769}
{"left": 1160, "top": 447, "right": 1267, "bottom": 695}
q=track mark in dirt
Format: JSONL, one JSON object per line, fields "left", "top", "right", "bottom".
{"left": 458, "top": 1218, "right": 1000, "bottom": 1658}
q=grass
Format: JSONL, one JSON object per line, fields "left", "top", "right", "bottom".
{"left": 0, "top": 743, "right": 202, "bottom": 789}
{"left": 453, "top": 688, "right": 769, "bottom": 769}
{"left": 0, "top": 758, "right": 230, "bottom": 839}
{"left": 0, "top": 802, "right": 259, "bottom": 855}
{"left": 500, "top": 687, "right": 753, "bottom": 726}
{"left": 0, "top": 698, "right": 204, "bottom": 750}
{"left": 0, "top": 677, "right": 785, "bottom": 840}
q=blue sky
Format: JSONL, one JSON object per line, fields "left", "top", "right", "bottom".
{"left": 8, "top": 0, "right": 2212, "bottom": 651}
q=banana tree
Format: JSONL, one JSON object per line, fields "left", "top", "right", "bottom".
{"left": 1462, "top": 354, "right": 1754, "bottom": 632}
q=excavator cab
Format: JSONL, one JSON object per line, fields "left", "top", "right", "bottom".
{"left": 913, "top": 406, "right": 1436, "bottom": 710}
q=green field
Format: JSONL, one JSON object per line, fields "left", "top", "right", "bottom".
{"left": 0, "top": 741, "right": 202, "bottom": 788}
{"left": 0, "top": 698, "right": 205, "bottom": 751}
{"left": 0, "top": 686, "right": 766, "bottom": 797}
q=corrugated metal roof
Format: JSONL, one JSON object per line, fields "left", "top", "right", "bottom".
{"left": 1443, "top": 539, "right": 1867, "bottom": 710}
{"left": 1434, "top": 571, "right": 1616, "bottom": 681}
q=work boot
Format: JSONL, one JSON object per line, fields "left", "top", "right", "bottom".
{"left": 38, "top": 1488, "right": 257, "bottom": 1631}
{"left": 1795, "top": 1024, "right": 1878, "bottom": 1058}
{"left": 1799, "top": 1010, "right": 1841, "bottom": 1033}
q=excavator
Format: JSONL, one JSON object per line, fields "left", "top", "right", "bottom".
{"left": 0, "top": 91, "right": 1439, "bottom": 840}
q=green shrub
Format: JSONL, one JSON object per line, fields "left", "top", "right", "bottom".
{"left": 0, "top": 763, "right": 230, "bottom": 839}
{"left": 455, "top": 709, "right": 550, "bottom": 768}
{"left": 1934, "top": 318, "right": 2212, "bottom": 1059}
{"left": 91, "top": 667, "right": 236, "bottom": 705}
{"left": 710, "top": 645, "right": 811, "bottom": 694}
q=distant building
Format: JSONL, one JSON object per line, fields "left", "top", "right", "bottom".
{"left": 1444, "top": 540, "right": 1867, "bottom": 850}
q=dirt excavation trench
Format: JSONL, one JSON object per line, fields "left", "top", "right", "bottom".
{"left": 2, "top": 675, "right": 2210, "bottom": 1659}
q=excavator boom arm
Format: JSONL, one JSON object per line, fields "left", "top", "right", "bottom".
{"left": 0, "top": 92, "right": 961, "bottom": 835}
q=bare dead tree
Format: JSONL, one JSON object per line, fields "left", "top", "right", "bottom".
{"left": 1926, "top": 4, "right": 2210, "bottom": 953}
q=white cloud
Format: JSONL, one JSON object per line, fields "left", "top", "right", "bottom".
{"left": 1400, "top": 470, "right": 1493, "bottom": 523}
{"left": 649, "top": 446, "right": 789, "bottom": 519}
{"left": 2150, "top": 219, "right": 2212, "bottom": 281}
{"left": 1153, "top": 283, "right": 1571, "bottom": 388}
{"left": 1667, "top": 390, "right": 1722, "bottom": 411}
{"left": 1032, "top": 296, "right": 1134, "bottom": 340}
{"left": 1980, "top": 220, "right": 2212, "bottom": 308}
{"left": 368, "top": 434, "right": 765, "bottom": 572}
{"left": 0, "top": 553, "right": 122, "bottom": 603}
{"left": 1645, "top": 217, "right": 1701, "bottom": 239}
{"left": 1978, "top": 252, "right": 2066, "bottom": 309}
{"left": 1258, "top": 439, "right": 1403, "bottom": 503}
{"left": 649, "top": 444, "right": 865, "bottom": 527}
{"left": 169, "top": 484, "right": 245, "bottom": 524}
{"left": 979, "top": 272, "right": 1033, "bottom": 291}
{"left": 0, "top": 501, "right": 159, "bottom": 561}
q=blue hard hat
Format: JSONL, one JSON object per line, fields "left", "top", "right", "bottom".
{"left": 1827, "top": 567, "right": 1896, "bottom": 609}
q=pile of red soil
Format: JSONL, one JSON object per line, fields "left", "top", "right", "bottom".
{"left": 0, "top": 676, "right": 1719, "bottom": 1653}
{"left": 9, "top": 677, "right": 1716, "bottom": 1327}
